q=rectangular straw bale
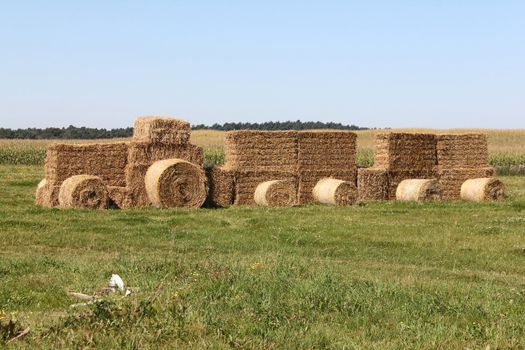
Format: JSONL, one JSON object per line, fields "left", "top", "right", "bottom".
{"left": 124, "top": 164, "right": 150, "bottom": 207}
{"left": 373, "top": 133, "right": 437, "bottom": 171}
{"left": 44, "top": 142, "right": 128, "bottom": 186}
{"left": 386, "top": 169, "right": 438, "bottom": 199}
{"left": 357, "top": 168, "right": 389, "bottom": 201}
{"left": 127, "top": 142, "right": 204, "bottom": 167}
{"left": 437, "top": 134, "right": 489, "bottom": 170}
{"left": 107, "top": 186, "right": 133, "bottom": 209}
{"left": 438, "top": 167, "right": 495, "bottom": 200}
{"left": 234, "top": 170, "right": 297, "bottom": 205}
{"left": 297, "top": 131, "right": 357, "bottom": 171}
{"left": 224, "top": 131, "right": 298, "bottom": 171}
{"left": 298, "top": 169, "right": 357, "bottom": 204}
{"left": 206, "top": 166, "right": 235, "bottom": 207}
{"left": 133, "top": 116, "right": 191, "bottom": 144}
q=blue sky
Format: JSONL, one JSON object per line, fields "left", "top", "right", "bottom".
{"left": 0, "top": 1, "right": 523, "bottom": 129}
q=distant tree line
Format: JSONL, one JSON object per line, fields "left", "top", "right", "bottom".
{"left": 0, "top": 120, "right": 367, "bottom": 139}
{"left": 192, "top": 120, "right": 367, "bottom": 131}
{"left": 0, "top": 125, "right": 134, "bottom": 139}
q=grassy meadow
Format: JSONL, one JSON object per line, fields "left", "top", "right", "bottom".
{"left": 1, "top": 130, "right": 525, "bottom": 348}
{"left": 1, "top": 165, "right": 525, "bottom": 348}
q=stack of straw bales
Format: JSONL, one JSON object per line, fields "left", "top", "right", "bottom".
{"left": 358, "top": 133, "right": 438, "bottom": 201}
{"left": 36, "top": 116, "right": 205, "bottom": 209}
{"left": 210, "top": 130, "right": 357, "bottom": 206}
{"left": 436, "top": 134, "right": 495, "bottom": 200}
{"left": 297, "top": 131, "right": 357, "bottom": 203}
{"left": 37, "top": 142, "right": 129, "bottom": 208}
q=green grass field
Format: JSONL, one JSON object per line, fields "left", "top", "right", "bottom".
{"left": 1, "top": 164, "right": 525, "bottom": 348}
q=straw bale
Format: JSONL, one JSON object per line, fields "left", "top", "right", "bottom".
{"left": 297, "top": 131, "right": 357, "bottom": 171}
{"left": 460, "top": 177, "right": 505, "bottom": 201}
{"left": 206, "top": 166, "right": 235, "bottom": 207}
{"left": 373, "top": 133, "right": 437, "bottom": 171}
{"left": 107, "top": 186, "right": 133, "bottom": 209}
{"left": 386, "top": 170, "right": 437, "bottom": 199}
{"left": 133, "top": 116, "right": 190, "bottom": 144}
{"left": 438, "top": 167, "right": 496, "bottom": 200}
{"left": 44, "top": 142, "right": 128, "bottom": 186}
{"left": 254, "top": 180, "right": 297, "bottom": 207}
{"left": 224, "top": 131, "right": 298, "bottom": 171}
{"left": 312, "top": 178, "right": 358, "bottom": 206}
{"left": 234, "top": 170, "right": 297, "bottom": 205}
{"left": 396, "top": 179, "right": 442, "bottom": 202}
{"left": 144, "top": 159, "right": 207, "bottom": 208}
{"left": 357, "top": 168, "right": 389, "bottom": 201}
{"left": 58, "top": 175, "right": 108, "bottom": 209}
{"left": 437, "top": 134, "right": 489, "bottom": 169}
{"left": 127, "top": 142, "right": 203, "bottom": 167}
{"left": 35, "top": 179, "right": 60, "bottom": 207}
{"left": 298, "top": 169, "right": 357, "bottom": 204}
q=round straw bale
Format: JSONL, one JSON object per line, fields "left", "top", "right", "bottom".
{"left": 144, "top": 158, "right": 207, "bottom": 208}
{"left": 312, "top": 178, "right": 358, "bottom": 206}
{"left": 396, "top": 179, "right": 442, "bottom": 202}
{"left": 58, "top": 175, "right": 109, "bottom": 209}
{"left": 460, "top": 177, "right": 505, "bottom": 201}
{"left": 254, "top": 180, "right": 297, "bottom": 207}
{"left": 35, "top": 179, "right": 49, "bottom": 206}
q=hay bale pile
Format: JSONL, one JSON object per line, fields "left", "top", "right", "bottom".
{"left": 436, "top": 134, "right": 495, "bottom": 199}
{"left": 37, "top": 142, "right": 129, "bottom": 208}
{"left": 126, "top": 142, "right": 203, "bottom": 206}
{"left": 36, "top": 116, "right": 205, "bottom": 209}
{"left": 216, "top": 130, "right": 357, "bottom": 206}
{"left": 297, "top": 131, "right": 357, "bottom": 203}
{"left": 359, "top": 133, "right": 438, "bottom": 201}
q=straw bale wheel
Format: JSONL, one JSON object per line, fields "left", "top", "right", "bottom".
{"left": 396, "top": 179, "right": 442, "bottom": 202}
{"left": 460, "top": 178, "right": 505, "bottom": 201}
{"left": 58, "top": 175, "right": 109, "bottom": 209}
{"left": 144, "top": 158, "right": 207, "bottom": 208}
{"left": 312, "top": 178, "right": 358, "bottom": 206}
{"left": 254, "top": 180, "right": 297, "bottom": 207}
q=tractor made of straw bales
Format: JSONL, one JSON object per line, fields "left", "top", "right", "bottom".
{"left": 35, "top": 117, "right": 207, "bottom": 209}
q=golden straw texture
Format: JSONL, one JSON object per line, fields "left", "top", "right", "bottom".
{"left": 58, "top": 175, "right": 108, "bottom": 209}
{"left": 312, "top": 178, "right": 358, "bottom": 206}
{"left": 460, "top": 178, "right": 505, "bottom": 201}
{"left": 144, "top": 159, "right": 207, "bottom": 208}
{"left": 396, "top": 179, "right": 442, "bottom": 202}
{"left": 253, "top": 180, "right": 297, "bottom": 207}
